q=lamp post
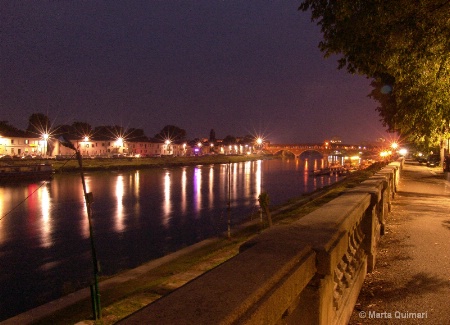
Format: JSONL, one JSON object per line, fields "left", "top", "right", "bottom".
{"left": 115, "top": 137, "right": 124, "bottom": 155}
{"left": 165, "top": 139, "right": 171, "bottom": 155}
{"left": 42, "top": 133, "right": 49, "bottom": 158}
{"left": 256, "top": 137, "right": 263, "bottom": 153}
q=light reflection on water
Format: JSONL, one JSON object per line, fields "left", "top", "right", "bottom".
{"left": 163, "top": 171, "right": 171, "bottom": 226}
{"left": 115, "top": 175, "right": 125, "bottom": 232}
{"left": 39, "top": 185, "right": 51, "bottom": 248}
{"left": 0, "top": 158, "right": 341, "bottom": 321}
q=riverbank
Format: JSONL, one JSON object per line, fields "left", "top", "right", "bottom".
{"left": 47, "top": 154, "right": 276, "bottom": 172}
{"left": 3, "top": 163, "right": 385, "bottom": 325}
{"left": 0, "top": 154, "right": 275, "bottom": 173}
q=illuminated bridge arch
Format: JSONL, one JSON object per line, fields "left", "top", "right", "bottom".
{"left": 264, "top": 144, "right": 329, "bottom": 158}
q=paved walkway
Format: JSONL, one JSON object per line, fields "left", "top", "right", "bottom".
{"left": 350, "top": 162, "right": 450, "bottom": 324}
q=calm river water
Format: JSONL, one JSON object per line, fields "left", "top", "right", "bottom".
{"left": 0, "top": 157, "right": 340, "bottom": 320}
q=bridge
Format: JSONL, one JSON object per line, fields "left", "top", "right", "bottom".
{"left": 263, "top": 143, "right": 376, "bottom": 158}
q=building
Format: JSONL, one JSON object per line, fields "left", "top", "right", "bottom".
{"left": 0, "top": 131, "right": 45, "bottom": 157}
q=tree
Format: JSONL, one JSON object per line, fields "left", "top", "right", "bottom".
{"left": 54, "top": 124, "right": 75, "bottom": 137}
{"left": 72, "top": 122, "right": 93, "bottom": 137}
{"left": 241, "top": 134, "right": 256, "bottom": 145}
{"left": 127, "top": 128, "right": 148, "bottom": 141}
{"left": 223, "top": 135, "right": 236, "bottom": 145}
{"left": 26, "top": 113, "right": 51, "bottom": 136}
{"left": 93, "top": 125, "right": 125, "bottom": 139}
{"left": 299, "top": 1, "right": 450, "bottom": 149}
{"left": 154, "top": 125, "right": 187, "bottom": 143}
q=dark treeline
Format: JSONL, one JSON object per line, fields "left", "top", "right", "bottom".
{"left": 0, "top": 113, "right": 258, "bottom": 146}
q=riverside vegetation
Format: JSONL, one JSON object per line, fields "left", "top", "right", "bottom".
{"left": 20, "top": 156, "right": 384, "bottom": 324}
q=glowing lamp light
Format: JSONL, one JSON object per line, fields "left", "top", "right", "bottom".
{"left": 399, "top": 148, "right": 408, "bottom": 156}
{"left": 391, "top": 142, "right": 398, "bottom": 150}
{"left": 115, "top": 137, "right": 124, "bottom": 147}
{"left": 84, "top": 136, "right": 89, "bottom": 142}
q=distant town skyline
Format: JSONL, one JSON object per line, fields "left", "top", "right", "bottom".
{"left": 1, "top": 114, "right": 385, "bottom": 146}
{"left": 1, "top": 1, "right": 388, "bottom": 144}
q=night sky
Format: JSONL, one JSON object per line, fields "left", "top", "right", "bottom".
{"left": 1, "top": 1, "right": 387, "bottom": 144}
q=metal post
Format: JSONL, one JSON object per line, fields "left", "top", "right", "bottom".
{"left": 76, "top": 150, "right": 101, "bottom": 320}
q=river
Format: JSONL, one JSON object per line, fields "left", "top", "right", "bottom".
{"left": 0, "top": 157, "right": 340, "bottom": 320}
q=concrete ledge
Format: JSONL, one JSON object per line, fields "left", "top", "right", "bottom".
{"left": 291, "top": 192, "right": 371, "bottom": 276}
{"left": 119, "top": 163, "right": 399, "bottom": 325}
{"left": 120, "top": 227, "right": 316, "bottom": 325}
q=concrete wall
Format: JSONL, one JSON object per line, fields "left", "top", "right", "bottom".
{"left": 120, "top": 160, "right": 403, "bottom": 325}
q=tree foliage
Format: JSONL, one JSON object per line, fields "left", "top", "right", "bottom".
{"left": 26, "top": 113, "right": 51, "bottom": 136}
{"left": 299, "top": 0, "right": 450, "bottom": 147}
{"left": 72, "top": 121, "right": 93, "bottom": 136}
{"left": 154, "top": 125, "right": 187, "bottom": 143}
{"left": 222, "top": 135, "right": 237, "bottom": 145}
{"left": 93, "top": 125, "right": 125, "bottom": 139}
{"left": 127, "top": 128, "right": 148, "bottom": 141}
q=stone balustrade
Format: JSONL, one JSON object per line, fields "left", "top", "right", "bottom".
{"left": 120, "top": 160, "right": 403, "bottom": 325}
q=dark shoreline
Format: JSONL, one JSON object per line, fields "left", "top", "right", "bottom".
{"left": 48, "top": 154, "right": 278, "bottom": 173}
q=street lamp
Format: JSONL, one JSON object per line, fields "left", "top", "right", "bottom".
{"left": 196, "top": 142, "right": 202, "bottom": 156}
{"left": 165, "top": 139, "right": 171, "bottom": 155}
{"left": 115, "top": 137, "right": 124, "bottom": 155}
{"left": 42, "top": 133, "right": 49, "bottom": 157}
{"left": 256, "top": 137, "right": 263, "bottom": 153}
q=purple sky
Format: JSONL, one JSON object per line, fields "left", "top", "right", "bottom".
{"left": 1, "top": 1, "right": 388, "bottom": 144}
